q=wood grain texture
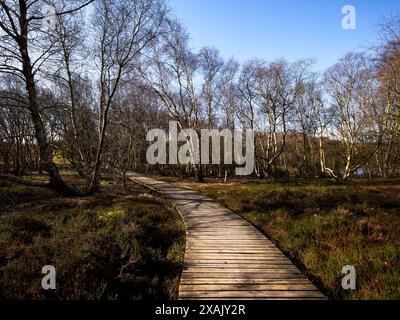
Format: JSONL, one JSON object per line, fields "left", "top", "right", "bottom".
{"left": 129, "top": 174, "right": 325, "bottom": 300}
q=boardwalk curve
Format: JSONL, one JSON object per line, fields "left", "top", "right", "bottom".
{"left": 128, "top": 173, "right": 325, "bottom": 300}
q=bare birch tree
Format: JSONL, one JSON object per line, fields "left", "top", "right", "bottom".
{"left": 88, "top": 0, "right": 167, "bottom": 191}
{"left": 0, "top": 0, "right": 94, "bottom": 193}
{"left": 324, "top": 52, "right": 382, "bottom": 180}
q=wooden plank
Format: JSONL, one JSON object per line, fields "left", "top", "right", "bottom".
{"left": 184, "top": 264, "right": 294, "bottom": 268}
{"left": 188, "top": 228, "right": 258, "bottom": 230}
{"left": 179, "top": 290, "right": 326, "bottom": 299}
{"left": 187, "top": 237, "right": 265, "bottom": 240}
{"left": 184, "top": 257, "right": 287, "bottom": 261}
{"left": 186, "top": 243, "right": 278, "bottom": 246}
{"left": 187, "top": 239, "right": 273, "bottom": 242}
{"left": 188, "top": 234, "right": 262, "bottom": 237}
{"left": 186, "top": 241, "right": 275, "bottom": 245}
{"left": 184, "top": 260, "right": 291, "bottom": 264}
{"left": 185, "top": 255, "right": 286, "bottom": 258}
{"left": 179, "top": 284, "right": 319, "bottom": 291}
{"left": 188, "top": 234, "right": 266, "bottom": 237}
{"left": 187, "top": 231, "right": 261, "bottom": 234}
{"left": 186, "top": 244, "right": 281, "bottom": 248}
{"left": 186, "top": 247, "right": 283, "bottom": 255}
{"left": 180, "top": 273, "right": 306, "bottom": 279}
{"left": 185, "top": 250, "right": 281, "bottom": 253}
{"left": 180, "top": 278, "right": 312, "bottom": 285}
{"left": 184, "top": 254, "right": 285, "bottom": 259}
{"left": 185, "top": 249, "right": 282, "bottom": 253}
{"left": 182, "top": 268, "right": 300, "bottom": 273}
{"left": 182, "top": 297, "right": 326, "bottom": 301}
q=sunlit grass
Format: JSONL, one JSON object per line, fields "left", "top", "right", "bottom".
{"left": 192, "top": 180, "right": 400, "bottom": 300}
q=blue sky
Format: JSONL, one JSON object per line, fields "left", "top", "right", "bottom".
{"left": 168, "top": 0, "right": 400, "bottom": 72}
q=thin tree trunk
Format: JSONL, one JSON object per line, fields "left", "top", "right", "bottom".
{"left": 17, "top": 3, "right": 72, "bottom": 194}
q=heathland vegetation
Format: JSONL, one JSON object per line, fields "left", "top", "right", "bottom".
{"left": 187, "top": 178, "right": 400, "bottom": 300}
{"left": 0, "top": 1, "right": 400, "bottom": 300}
{"left": 0, "top": 174, "right": 185, "bottom": 299}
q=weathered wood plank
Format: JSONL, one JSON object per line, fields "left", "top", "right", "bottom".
{"left": 179, "top": 290, "right": 326, "bottom": 299}
{"left": 182, "top": 268, "right": 301, "bottom": 274}
{"left": 184, "top": 263, "right": 294, "bottom": 268}
{"left": 186, "top": 241, "right": 278, "bottom": 244}
{"left": 184, "top": 254, "right": 285, "bottom": 259}
{"left": 186, "top": 246, "right": 282, "bottom": 250}
{"left": 185, "top": 251, "right": 281, "bottom": 254}
{"left": 185, "top": 249, "right": 280, "bottom": 252}
{"left": 184, "top": 260, "right": 292, "bottom": 264}
{"left": 183, "top": 297, "right": 326, "bottom": 300}
{"left": 180, "top": 278, "right": 313, "bottom": 285}
{"left": 180, "top": 273, "right": 307, "bottom": 279}
{"left": 180, "top": 284, "right": 319, "bottom": 291}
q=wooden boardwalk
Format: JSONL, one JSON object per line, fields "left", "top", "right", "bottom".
{"left": 128, "top": 174, "right": 325, "bottom": 300}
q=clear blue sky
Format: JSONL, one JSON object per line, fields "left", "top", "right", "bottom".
{"left": 168, "top": 0, "right": 400, "bottom": 72}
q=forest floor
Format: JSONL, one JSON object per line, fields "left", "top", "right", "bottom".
{"left": 156, "top": 176, "right": 400, "bottom": 300}
{"left": 0, "top": 173, "right": 185, "bottom": 300}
